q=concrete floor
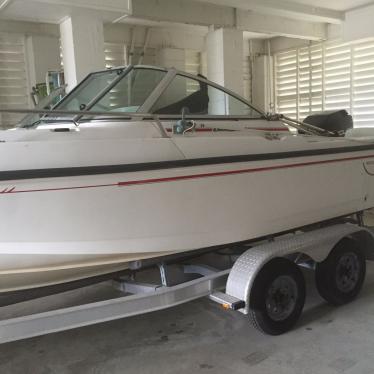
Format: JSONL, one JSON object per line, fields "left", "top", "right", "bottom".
{"left": 2, "top": 219, "right": 374, "bottom": 373}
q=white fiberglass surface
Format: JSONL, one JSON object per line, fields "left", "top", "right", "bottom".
{"left": 173, "top": 132, "right": 363, "bottom": 159}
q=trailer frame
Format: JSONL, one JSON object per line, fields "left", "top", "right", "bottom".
{"left": 0, "top": 221, "right": 373, "bottom": 343}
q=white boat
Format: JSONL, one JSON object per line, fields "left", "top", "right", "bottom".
{"left": 0, "top": 65, "right": 374, "bottom": 296}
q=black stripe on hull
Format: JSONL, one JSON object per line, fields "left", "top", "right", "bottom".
{"left": 1, "top": 143, "right": 374, "bottom": 182}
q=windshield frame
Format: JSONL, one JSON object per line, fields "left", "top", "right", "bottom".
{"left": 56, "top": 64, "right": 266, "bottom": 120}
{"left": 21, "top": 65, "right": 266, "bottom": 129}
{"left": 54, "top": 65, "right": 170, "bottom": 117}
{"left": 139, "top": 69, "right": 266, "bottom": 119}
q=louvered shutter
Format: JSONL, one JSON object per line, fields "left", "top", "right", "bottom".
{"left": 243, "top": 55, "right": 251, "bottom": 102}
{"left": 104, "top": 42, "right": 127, "bottom": 69}
{"left": 275, "top": 49, "right": 298, "bottom": 118}
{"left": 185, "top": 50, "right": 200, "bottom": 75}
{"left": 0, "top": 33, "right": 29, "bottom": 129}
{"left": 275, "top": 39, "right": 374, "bottom": 126}
{"left": 352, "top": 40, "right": 374, "bottom": 127}
{"left": 323, "top": 42, "right": 352, "bottom": 113}
{"left": 298, "top": 46, "right": 311, "bottom": 119}
{"left": 103, "top": 43, "right": 158, "bottom": 69}
{"left": 309, "top": 44, "right": 324, "bottom": 115}
{"left": 185, "top": 50, "right": 201, "bottom": 94}
{"left": 298, "top": 45, "right": 323, "bottom": 119}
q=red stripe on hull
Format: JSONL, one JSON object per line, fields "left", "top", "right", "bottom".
{"left": 2, "top": 153, "right": 374, "bottom": 194}
{"left": 165, "top": 127, "right": 289, "bottom": 132}
{"left": 117, "top": 153, "right": 374, "bottom": 187}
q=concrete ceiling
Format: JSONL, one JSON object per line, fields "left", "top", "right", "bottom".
{"left": 278, "top": 0, "right": 374, "bottom": 11}
{"left": 0, "top": 0, "right": 131, "bottom": 23}
{"left": 1, "top": 0, "right": 373, "bottom": 26}
{"left": 118, "top": 17, "right": 271, "bottom": 39}
{"left": 1, "top": 0, "right": 373, "bottom": 42}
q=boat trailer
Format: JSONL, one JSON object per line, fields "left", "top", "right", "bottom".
{"left": 0, "top": 221, "right": 373, "bottom": 343}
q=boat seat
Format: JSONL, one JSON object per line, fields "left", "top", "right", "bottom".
{"left": 153, "top": 88, "right": 209, "bottom": 115}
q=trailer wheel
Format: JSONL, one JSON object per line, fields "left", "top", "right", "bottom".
{"left": 315, "top": 239, "right": 366, "bottom": 306}
{"left": 249, "top": 258, "right": 306, "bottom": 335}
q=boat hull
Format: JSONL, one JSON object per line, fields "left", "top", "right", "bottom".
{"left": 0, "top": 143, "right": 373, "bottom": 292}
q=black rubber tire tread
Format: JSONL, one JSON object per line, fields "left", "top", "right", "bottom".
{"left": 248, "top": 257, "right": 306, "bottom": 336}
{"left": 315, "top": 238, "right": 366, "bottom": 306}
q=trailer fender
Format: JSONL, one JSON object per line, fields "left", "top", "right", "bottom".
{"left": 225, "top": 223, "right": 374, "bottom": 314}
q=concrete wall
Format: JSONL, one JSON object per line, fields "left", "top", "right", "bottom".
{"left": 26, "top": 35, "right": 61, "bottom": 86}
{"left": 343, "top": 4, "right": 374, "bottom": 42}
{"left": 269, "top": 3, "right": 374, "bottom": 55}
{"left": 104, "top": 24, "right": 207, "bottom": 52}
{"left": 0, "top": 19, "right": 268, "bottom": 103}
{"left": 269, "top": 37, "right": 310, "bottom": 54}
{"left": 0, "top": 20, "right": 59, "bottom": 37}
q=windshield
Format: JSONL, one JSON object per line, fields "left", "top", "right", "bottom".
{"left": 90, "top": 68, "right": 166, "bottom": 113}
{"left": 55, "top": 67, "right": 166, "bottom": 114}
{"left": 18, "top": 85, "right": 67, "bottom": 128}
{"left": 56, "top": 69, "right": 121, "bottom": 112}
{"left": 18, "top": 66, "right": 265, "bottom": 128}
{"left": 151, "top": 74, "right": 263, "bottom": 118}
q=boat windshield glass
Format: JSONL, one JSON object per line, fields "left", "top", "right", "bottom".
{"left": 18, "top": 66, "right": 264, "bottom": 128}
{"left": 56, "top": 69, "right": 121, "bottom": 112}
{"left": 151, "top": 74, "right": 263, "bottom": 118}
{"left": 89, "top": 68, "right": 166, "bottom": 113}
{"left": 19, "top": 67, "right": 167, "bottom": 127}
{"left": 55, "top": 68, "right": 167, "bottom": 114}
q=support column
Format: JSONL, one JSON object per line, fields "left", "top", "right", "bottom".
{"left": 206, "top": 28, "right": 243, "bottom": 95}
{"left": 60, "top": 13, "right": 105, "bottom": 92}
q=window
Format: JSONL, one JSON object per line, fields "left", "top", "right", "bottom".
{"left": 56, "top": 68, "right": 166, "bottom": 114}
{"left": 0, "top": 33, "right": 29, "bottom": 129}
{"left": 152, "top": 74, "right": 262, "bottom": 118}
{"left": 103, "top": 42, "right": 157, "bottom": 68}
{"left": 104, "top": 43, "right": 127, "bottom": 69}
{"left": 275, "top": 39, "right": 374, "bottom": 127}
{"left": 57, "top": 69, "right": 120, "bottom": 112}
{"left": 90, "top": 68, "right": 166, "bottom": 113}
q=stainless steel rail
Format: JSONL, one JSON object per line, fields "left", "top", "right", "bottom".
{"left": 0, "top": 267, "right": 230, "bottom": 344}
{"left": 0, "top": 108, "right": 333, "bottom": 137}
{"left": 279, "top": 114, "right": 335, "bottom": 136}
{"left": 0, "top": 108, "right": 170, "bottom": 138}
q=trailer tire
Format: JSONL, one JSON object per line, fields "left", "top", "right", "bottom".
{"left": 315, "top": 239, "right": 366, "bottom": 306}
{"left": 249, "top": 258, "right": 306, "bottom": 335}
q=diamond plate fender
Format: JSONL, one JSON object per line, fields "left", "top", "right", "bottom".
{"left": 226, "top": 223, "right": 374, "bottom": 314}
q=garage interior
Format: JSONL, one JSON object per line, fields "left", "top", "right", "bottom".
{"left": 2, "top": 0, "right": 374, "bottom": 373}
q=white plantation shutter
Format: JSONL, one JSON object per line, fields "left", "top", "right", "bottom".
{"left": 324, "top": 42, "right": 351, "bottom": 112}
{"left": 352, "top": 41, "right": 374, "bottom": 127}
{"left": 103, "top": 43, "right": 157, "bottom": 69}
{"left": 0, "top": 33, "right": 29, "bottom": 129}
{"left": 243, "top": 56, "right": 251, "bottom": 102}
{"left": 298, "top": 44, "right": 323, "bottom": 118}
{"left": 185, "top": 50, "right": 201, "bottom": 75}
{"left": 275, "top": 49, "right": 298, "bottom": 118}
{"left": 309, "top": 44, "right": 323, "bottom": 115}
{"left": 275, "top": 38, "right": 374, "bottom": 126}
{"left": 104, "top": 43, "right": 127, "bottom": 69}
{"left": 185, "top": 50, "right": 201, "bottom": 94}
